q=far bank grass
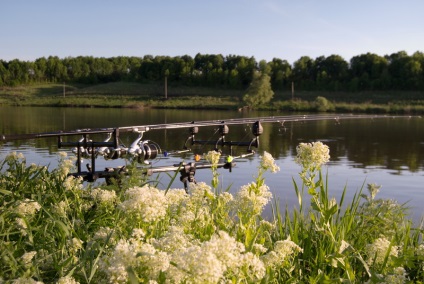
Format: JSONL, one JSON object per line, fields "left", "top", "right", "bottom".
{"left": 1, "top": 82, "right": 424, "bottom": 113}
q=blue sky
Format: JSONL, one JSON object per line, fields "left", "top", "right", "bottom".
{"left": 2, "top": 0, "right": 423, "bottom": 64}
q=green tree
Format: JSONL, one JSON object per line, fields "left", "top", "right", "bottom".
{"left": 243, "top": 71, "right": 274, "bottom": 109}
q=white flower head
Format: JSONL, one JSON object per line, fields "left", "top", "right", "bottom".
{"left": 260, "top": 151, "right": 280, "bottom": 173}
{"left": 366, "top": 237, "right": 398, "bottom": 265}
{"left": 205, "top": 150, "right": 221, "bottom": 166}
{"left": 14, "top": 199, "right": 41, "bottom": 216}
{"left": 295, "top": 141, "right": 330, "bottom": 171}
{"left": 119, "top": 185, "right": 168, "bottom": 223}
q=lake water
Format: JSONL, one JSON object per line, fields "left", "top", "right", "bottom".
{"left": 1, "top": 106, "right": 423, "bottom": 223}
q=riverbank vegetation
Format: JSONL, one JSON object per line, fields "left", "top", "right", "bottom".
{"left": 1, "top": 143, "right": 423, "bottom": 283}
{"left": 1, "top": 51, "right": 424, "bottom": 112}
{"left": 2, "top": 82, "right": 424, "bottom": 114}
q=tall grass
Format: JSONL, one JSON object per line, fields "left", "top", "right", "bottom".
{"left": 0, "top": 144, "right": 423, "bottom": 283}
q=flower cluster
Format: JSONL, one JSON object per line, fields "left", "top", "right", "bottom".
{"left": 260, "top": 151, "right": 280, "bottom": 173}
{"left": 90, "top": 188, "right": 117, "bottom": 208}
{"left": 261, "top": 238, "right": 303, "bottom": 268}
{"left": 295, "top": 141, "right": 330, "bottom": 171}
{"left": 14, "top": 199, "right": 41, "bottom": 216}
{"left": 295, "top": 141, "right": 330, "bottom": 185}
{"left": 205, "top": 150, "right": 221, "bottom": 166}
{"left": 366, "top": 237, "right": 399, "bottom": 265}
{"left": 233, "top": 182, "right": 272, "bottom": 217}
{"left": 118, "top": 185, "right": 168, "bottom": 223}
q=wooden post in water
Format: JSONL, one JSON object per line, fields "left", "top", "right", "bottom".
{"left": 164, "top": 69, "right": 169, "bottom": 100}
{"left": 164, "top": 76, "right": 168, "bottom": 99}
{"left": 291, "top": 81, "right": 294, "bottom": 100}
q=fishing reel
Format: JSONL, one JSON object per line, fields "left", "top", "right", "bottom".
{"left": 184, "top": 121, "right": 263, "bottom": 155}
{"left": 95, "top": 131, "right": 161, "bottom": 164}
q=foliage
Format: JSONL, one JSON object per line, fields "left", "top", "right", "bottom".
{"left": 314, "top": 96, "right": 334, "bottom": 112}
{"left": 1, "top": 50, "right": 423, "bottom": 92}
{"left": 0, "top": 144, "right": 423, "bottom": 283}
{"left": 243, "top": 71, "right": 274, "bottom": 109}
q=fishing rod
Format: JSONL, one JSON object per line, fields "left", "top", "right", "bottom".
{"left": 0, "top": 114, "right": 417, "bottom": 186}
{"left": 0, "top": 114, "right": 408, "bottom": 142}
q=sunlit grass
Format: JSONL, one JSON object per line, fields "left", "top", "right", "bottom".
{"left": 0, "top": 145, "right": 423, "bottom": 283}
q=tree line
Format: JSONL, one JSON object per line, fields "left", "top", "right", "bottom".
{"left": 0, "top": 51, "right": 423, "bottom": 91}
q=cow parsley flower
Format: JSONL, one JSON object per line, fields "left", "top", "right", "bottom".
{"left": 204, "top": 231, "right": 246, "bottom": 272}
{"left": 118, "top": 185, "right": 168, "bottom": 223}
{"left": 205, "top": 150, "right": 221, "bottom": 166}
{"left": 233, "top": 182, "right": 272, "bottom": 216}
{"left": 98, "top": 239, "right": 138, "bottom": 283}
{"left": 168, "top": 244, "right": 225, "bottom": 283}
{"left": 261, "top": 238, "right": 303, "bottom": 269}
{"left": 14, "top": 199, "right": 41, "bottom": 216}
{"left": 57, "top": 276, "right": 80, "bottom": 284}
{"left": 90, "top": 188, "right": 117, "bottom": 208}
{"left": 295, "top": 141, "right": 330, "bottom": 186}
{"left": 260, "top": 151, "right": 280, "bottom": 173}
{"left": 9, "top": 277, "right": 43, "bottom": 284}
{"left": 21, "top": 251, "right": 37, "bottom": 267}
{"left": 295, "top": 141, "right": 330, "bottom": 170}
{"left": 383, "top": 267, "right": 407, "bottom": 284}
{"left": 366, "top": 237, "right": 398, "bottom": 265}
{"left": 240, "top": 252, "right": 266, "bottom": 281}
{"left": 51, "top": 200, "right": 68, "bottom": 218}
{"left": 416, "top": 244, "right": 424, "bottom": 257}
{"left": 152, "top": 226, "right": 193, "bottom": 253}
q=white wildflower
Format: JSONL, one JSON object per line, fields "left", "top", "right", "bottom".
{"left": 233, "top": 182, "right": 272, "bottom": 216}
{"left": 63, "top": 176, "right": 83, "bottom": 191}
{"left": 367, "top": 183, "right": 382, "bottom": 200}
{"left": 165, "top": 188, "right": 189, "bottom": 216}
{"left": 131, "top": 228, "right": 146, "bottom": 241}
{"left": 259, "top": 220, "right": 275, "bottom": 232}
{"left": 90, "top": 188, "right": 117, "bottom": 207}
{"left": 15, "top": 217, "right": 28, "bottom": 234}
{"left": 138, "top": 243, "right": 170, "bottom": 279}
{"left": 383, "top": 267, "right": 407, "bottom": 284}
{"left": 204, "top": 231, "right": 245, "bottom": 272}
{"left": 67, "top": 237, "right": 83, "bottom": 254}
{"left": 240, "top": 252, "right": 266, "bottom": 281}
{"left": 416, "top": 244, "right": 424, "bottom": 257}
{"left": 152, "top": 226, "right": 194, "bottom": 253}
{"left": 56, "top": 276, "right": 80, "bottom": 284}
{"left": 366, "top": 237, "right": 398, "bottom": 265}
{"left": 15, "top": 199, "right": 41, "bottom": 216}
{"left": 21, "top": 251, "right": 37, "bottom": 267}
{"left": 58, "top": 157, "right": 77, "bottom": 177}
{"left": 10, "top": 277, "right": 43, "bottom": 284}
{"left": 52, "top": 201, "right": 68, "bottom": 217}
{"left": 295, "top": 141, "right": 330, "bottom": 171}
{"left": 205, "top": 150, "right": 221, "bottom": 166}
{"left": 252, "top": 243, "right": 268, "bottom": 254}
{"left": 93, "top": 227, "right": 117, "bottom": 245}
{"left": 261, "top": 238, "right": 303, "bottom": 268}
{"left": 6, "top": 151, "right": 25, "bottom": 161}
{"left": 98, "top": 239, "right": 138, "bottom": 283}
{"left": 168, "top": 244, "right": 225, "bottom": 284}
{"left": 58, "top": 151, "right": 68, "bottom": 158}
{"left": 218, "top": 192, "right": 233, "bottom": 204}
{"left": 260, "top": 151, "right": 280, "bottom": 173}
{"left": 118, "top": 185, "right": 168, "bottom": 223}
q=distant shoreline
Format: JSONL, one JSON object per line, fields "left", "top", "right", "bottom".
{"left": 1, "top": 82, "right": 424, "bottom": 114}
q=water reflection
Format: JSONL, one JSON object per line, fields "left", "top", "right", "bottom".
{"left": 1, "top": 106, "right": 423, "bottom": 222}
